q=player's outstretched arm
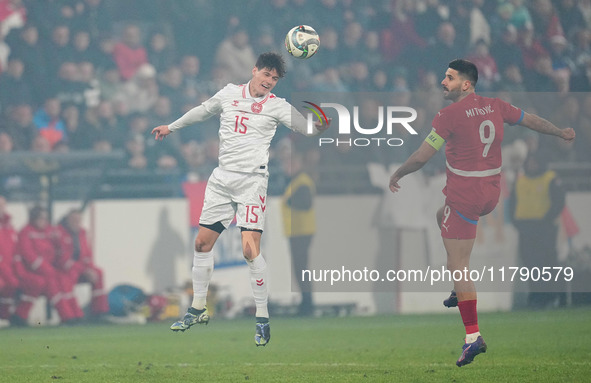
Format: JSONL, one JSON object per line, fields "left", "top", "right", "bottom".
{"left": 389, "top": 141, "right": 437, "bottom": 193}
{"left": 520, "top": 112, "right": 576, "bottom": 142}
{"left": 152, "top": 105, "right": 217, "bottom": 141}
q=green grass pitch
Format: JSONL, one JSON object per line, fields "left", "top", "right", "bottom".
{"left": 1, "top": 307, "right": 590, "bottom": 382}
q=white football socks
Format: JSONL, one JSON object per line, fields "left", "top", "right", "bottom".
{"left": 247, "top": 254, "right": 269, "bottom": 318}
{"left": 191, "top": 250, "right": 214, "bottom": 310}
{"left": 465, "top": 331, "right": 481, "bottom": 344}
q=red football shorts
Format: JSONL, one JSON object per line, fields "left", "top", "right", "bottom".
{"left": 441, "top": 176, "right": 500, "bottom": 239}
{"left": 439, "top": 203, "right": 479, "bottom": 239}
{"left": 440, "top": 197, "right": 499, "bottom": 240}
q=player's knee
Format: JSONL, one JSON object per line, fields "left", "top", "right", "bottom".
{"left": 446, "top": 259, "right": 455, "bottom": 271}
{"left": 242, "top": 246, "right": 256, "bottom": 261}
{"left": 241, "top": 232, "right": 260, "bottom": 261}
{"left": 194, "top": 238, "right": 214, "bottom": 253}
{"left": 447, "top": 254, "right": 468, "bottom": 271}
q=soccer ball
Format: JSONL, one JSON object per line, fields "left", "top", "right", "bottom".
{"left": 285, "top": 25, "right": 320, "bottom": 59}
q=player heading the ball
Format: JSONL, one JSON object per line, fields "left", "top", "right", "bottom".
{"left": 151, "top": 52, "right": 330, "bottom": 346}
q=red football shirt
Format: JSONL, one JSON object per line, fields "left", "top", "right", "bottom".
{"left": 430, "top": 94, "right": 523, "bottom": 216}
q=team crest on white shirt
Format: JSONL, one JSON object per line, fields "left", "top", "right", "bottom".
{"left": 251, "top": 102, "right": 263, "bottom": 114}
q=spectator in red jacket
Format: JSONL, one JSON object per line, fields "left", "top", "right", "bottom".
{"left": 56, "top": 209, "right": 109, "bottom": 318}
{"left": 0, "top": 195, "right": 19, "bottom": 324}
{"left": 112, "top": 23, "right": 148, "bottom": 81}
{"left": 12, "top": 205, "right": 81, "bottom": 325}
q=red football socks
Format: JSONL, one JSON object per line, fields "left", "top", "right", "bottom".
{"left": 458, "top": 299, "right": 479, "bottom": 335}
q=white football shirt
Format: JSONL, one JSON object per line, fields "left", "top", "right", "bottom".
{"left": 169, "top": 82, "right": 315, "bottom": 174}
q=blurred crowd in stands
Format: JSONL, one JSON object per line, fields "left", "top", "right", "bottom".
{"left": 0, "top": 0, "right": 589, "bottom": 186}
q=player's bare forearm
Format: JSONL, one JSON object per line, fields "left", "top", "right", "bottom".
{"left": 390, "top": 154, "right": 425, "bottom": 186}
{"left": 154, "top": 105, "right": 214, "bottom": 139}
{"left": 389, "top": 141, "right": 437, "bottom": 193}
{"left": 520, "top": 113, "right": 576, "bottom": 141}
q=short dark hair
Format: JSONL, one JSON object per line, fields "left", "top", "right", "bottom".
{"left": 448, "top": 59, "right": 478, "bottom": 87}
{"left": 255, "top": 52, "right": 286, "bottom": 78}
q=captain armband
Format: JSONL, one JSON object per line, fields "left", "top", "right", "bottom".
{"left": 425, "top": 129, "right": 445, "bottom": 151}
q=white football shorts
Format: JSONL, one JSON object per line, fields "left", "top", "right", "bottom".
{"left": 199, "top": 167, "right": 268, "bottom": 231}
